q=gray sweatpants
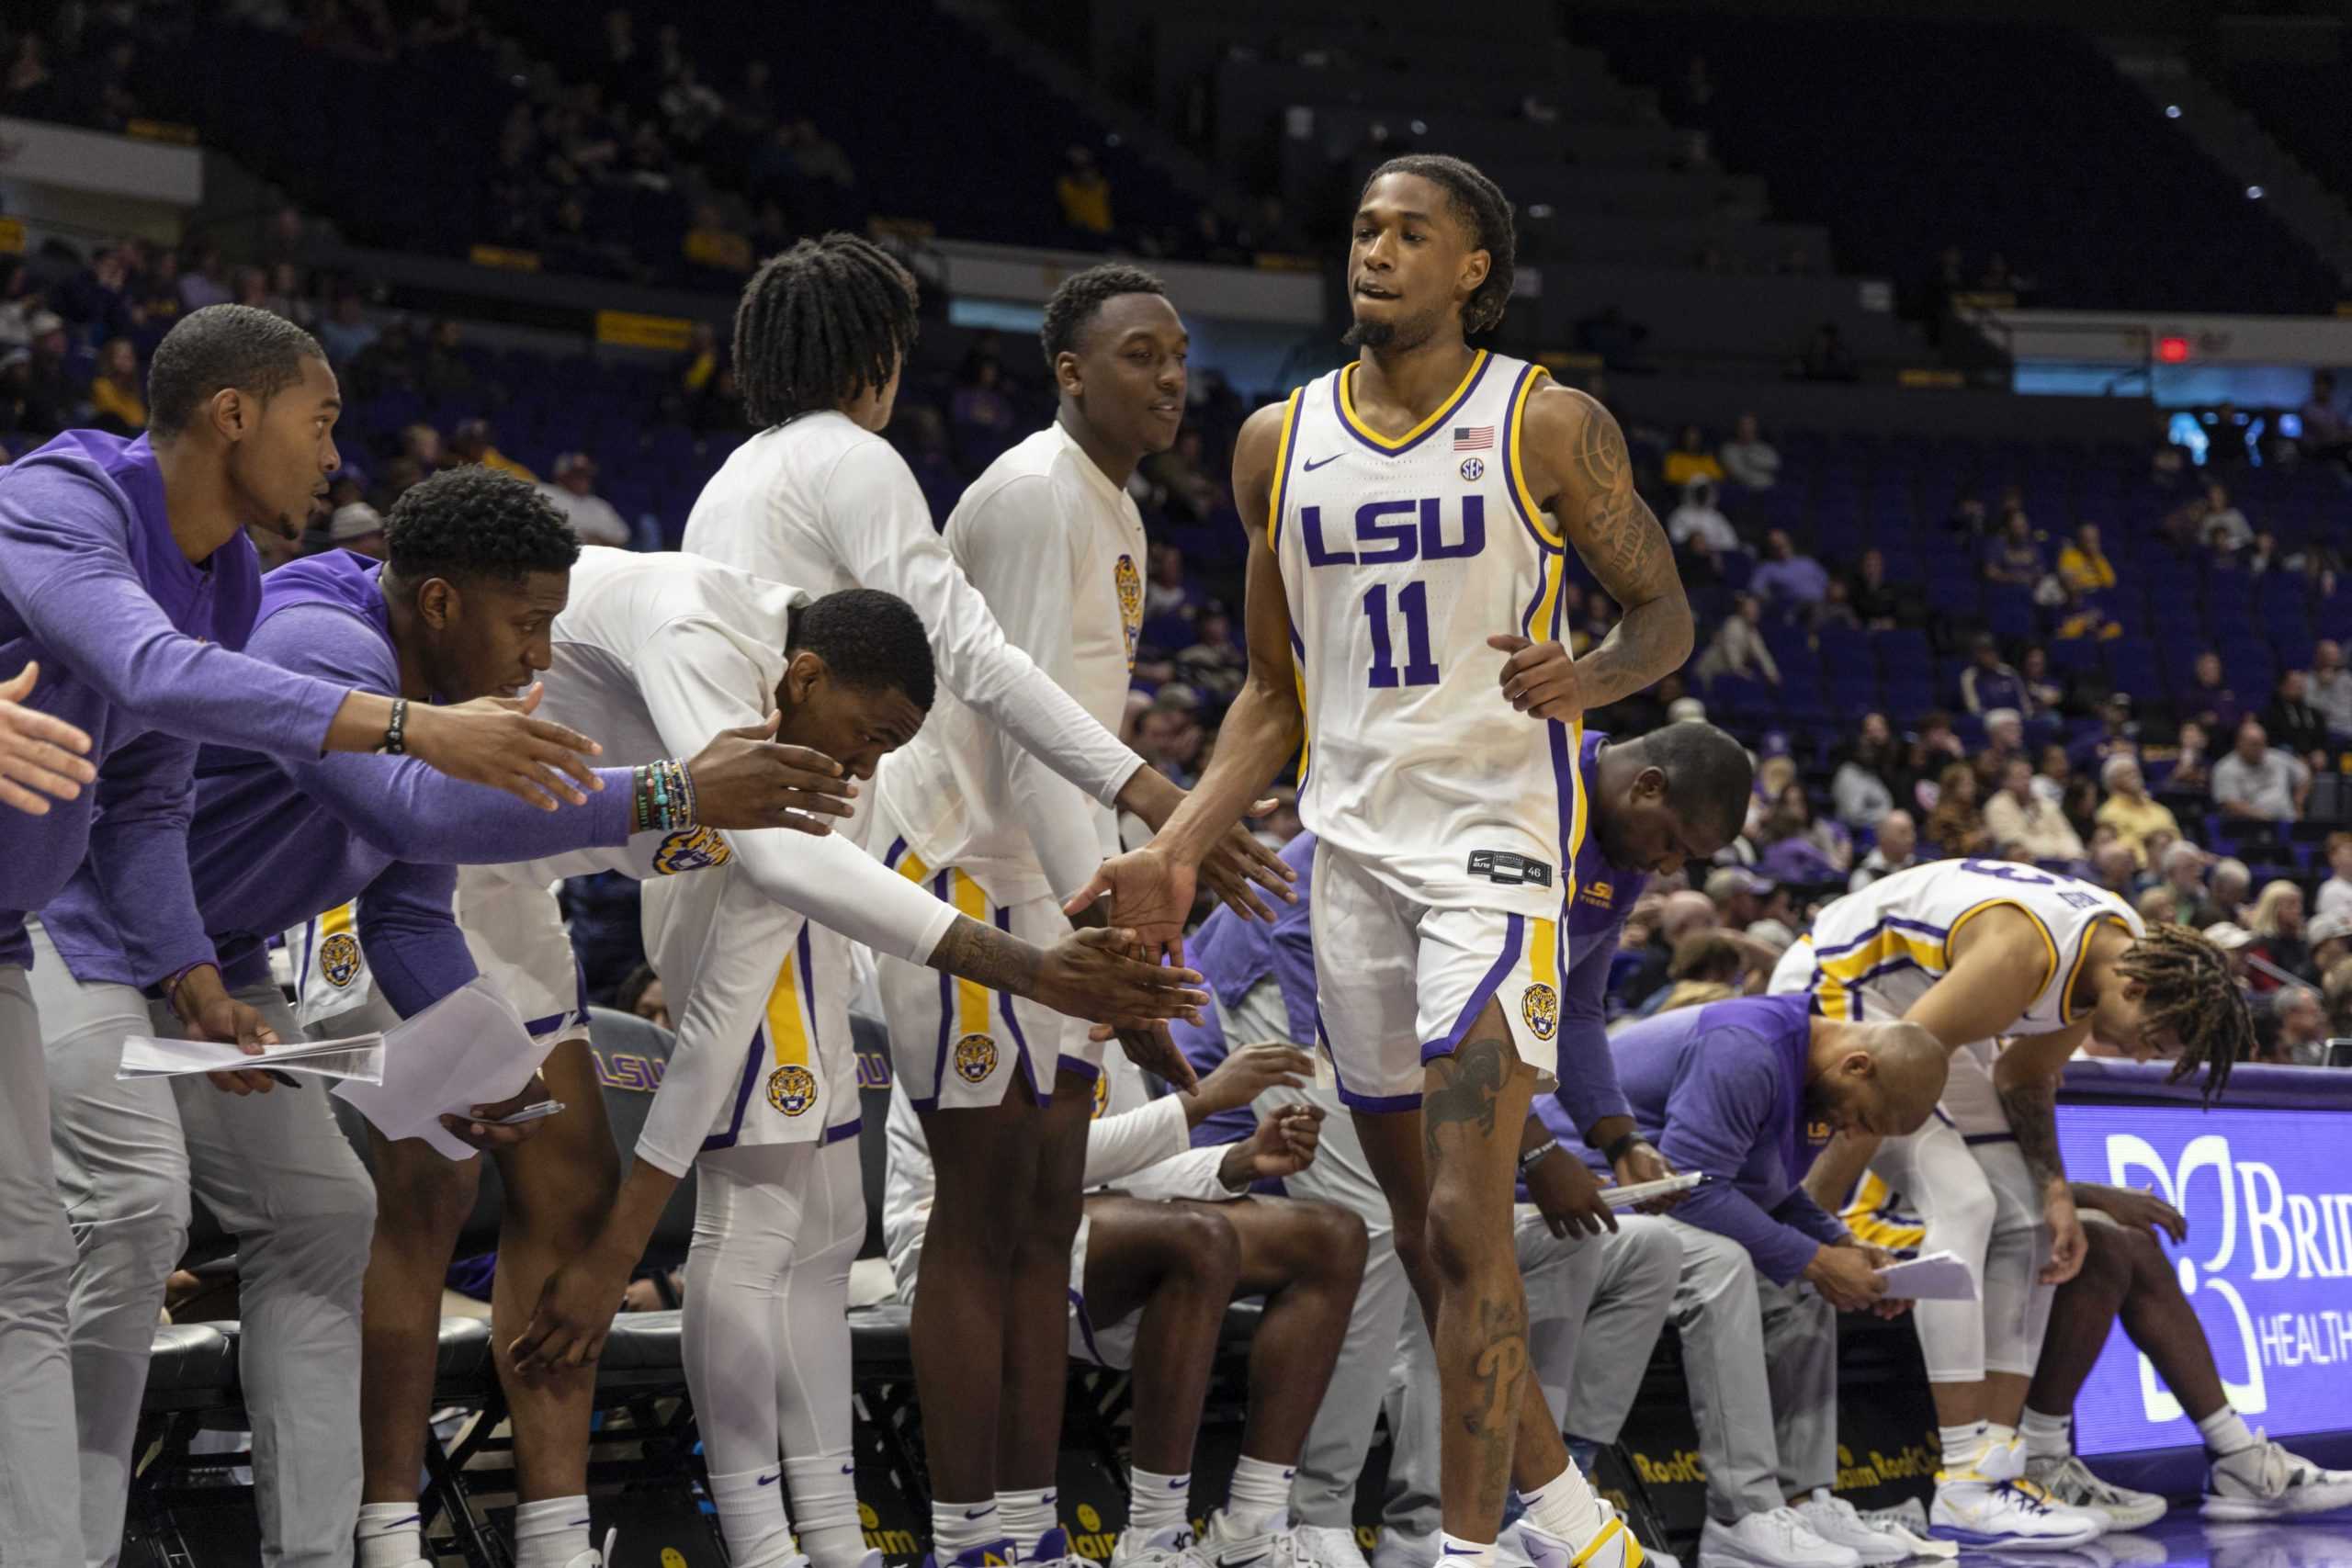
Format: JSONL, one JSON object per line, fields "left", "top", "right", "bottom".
{"left": 1378, "top": 1213, "right": 1680, "bottom": 1559}
{"left": 0, "top": 957, "right": 85, "bottom": 1565}
{"left": 31, "top": 921, "right": 376, "bottom": 1568}
{"left": 1662, "top": 1220, "right": 1838, "bottom": 1523}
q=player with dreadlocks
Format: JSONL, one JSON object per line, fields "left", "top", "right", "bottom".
{"left": 680, "top": 240, "right": 1293, "bottom": 1568}
{"left": 1772, "top": 859, "right": 2255, "bottom": 1550}
{"left": 1065, "top": 152, "right": 1696, "bottom": 1568}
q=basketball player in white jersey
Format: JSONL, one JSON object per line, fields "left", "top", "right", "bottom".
{"left": 1071, "top": 154, "right": 1697, "bottom": 1568}
{"left": 1769, "top": 858, "right": 2251, "bottom": 1548}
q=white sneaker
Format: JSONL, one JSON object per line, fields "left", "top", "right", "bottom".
{"left": 560, "top": 1529, "right": 620, "bottom": 1568}
{"left": 1293, "top": 1525, "right": 1371, "bottom": 1568}
{"left": 1853, "top": 1499, "right": 1954, "bottom": 1561}
{"left": 1696, "top": 1508, "right": 1859, "bottom": 1568}
{"left": 1792, "top": 1491, "right": 1912, "bottom": 1565}
{"left": 1199, "top": 1511, "right": 1299, "bottom": 1568}
{"left": 1114, "top": 1525, "right": 1210, "bottom": 1568}
{"left": 2024, "top": 1453, "right": 2168, "bottom": 1529}
{"left": 2203, "top": 1431, "right": 2352, "bottom": 1520}
{"left": 1516, "top": 1503, "right": 1645, "bottom": 1568}
{"left": 1930, "top": 1458, "right": 2104, "bottom": 1549}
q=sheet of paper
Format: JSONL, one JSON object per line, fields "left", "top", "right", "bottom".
{"left": 1874, "top": 1249, "right": 1978, "bottom": 1301}
{"left": 334, "top": 979, "right": 543, "bottom": 1159}
{"left": 1600, "top": 1170, "right": 1705, "bottom": 1209}
{"left": 119, "top": 1032, "right": 386, "bottom": 1084}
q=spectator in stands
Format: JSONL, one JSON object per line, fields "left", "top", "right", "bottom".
{"left": 2031, "top": 742, "right": 2072, "bottom": 807}
{"left": 2136, "top": 885, "right": 2181, "bottom": 927}
{"left": 1751, "top": 783, "right": 1851, "bottom": 884}
{"left": 1831, "top": 712, "right": 1896, "bottom": 829}
{"left": 1849, "top": 808, "right": 1918, "bottom": 893}
{"left": 326, "top": 502, "right": 387, "bottom": 559}
{"left": 1134, "top": 691, "right": 1204, "bottom": 787}
{"left": 2168, "top": 719, "right": 2214, "bottom": 795}
{"left": 2311, "top": 640, "right": 2352, "bottom": 737}
{"left": 1958, "top": 634, "right": 2026, "bottom": 716}
{"left": 2309, "top": 911, "right": 2352, "bottom": 982}
{"left": 1925, "top": 760, "right": 1991, "bottom": 857}
{"left": 2327, "top": 961, "right": 2352, "bottom": 1041}
{"left": 2263, "top": 669, "right": 2330, "bottom": 765}
{"left": 537, "top": 453, "right": 631, "bottom": 547}
{"left": 317, "top": 293, "right": 378, "bottom": 364}
{"left": 2055, "top": 522, "right": 2114, "bottom": 595}
{"left": 2201, "top": 480, "right": 2252, "bottom": 554}
{"left": 949, "top": 349, "right": 1017, "bottom": 469}
{"left": 2159, "top": 841, "right": 2212, "bottom": 923}
{"left": 1663, "top": 423, "right": 1724, "bottom": 489}
{"left": 1749, "top": 529, "right": 1829, "bottom": 608}
{"left": 1982, "top": 510, "right": 2045, "bottom": 588}
{"left": 1176, "top": 605, "right": 1246, "bottom": 705}
{"left": 1667, "top": 475, "right": 1740, "bottom": 556}
{"left": 1847, "top": 547, "right": 1907, "bottom": 629}
{"left": 1718, "top": 412, "right": 1779, "bottom": 491}
{"left": 2019, "top": 646, "right": 2066, "bottom": 716}
{"left": 449, "top": 417, "right": 537, "bottom": 482}
{"left": 2263, "top": 986, "right": 2329, "bottom": 1066}
{"left": 85, "top": 336, "right": 145, "bottom": 434}
{"left": 1055, "top": 144, "right": 1113, "bottom": 237}
{"left": 2093, "top": 756, "right": 2178, "bottom": 869}
{"left": 1144, "top": 541, "right": 1199, "bottom": 625}
{"left": 1692, "top": 592, "right": 1780, "bottom": 686}
{"left": 419, "top": 317, "right": 475, "bottom": 400}
{"left": 1984, "top": 756, "right": 2085, "bottom": 863}
{"left": 2319, "top": 833, "right": 2352, "bottom": 922}
{"left": 2246, "top": 881, "right": 2312, "bottom": 990}
{"left": 178, "top": 243, "right": 231, "bottom": 312}
{"left": 1656, "top": 931, "right": 1748, "bottom": 1012}
{"left": 2069, "top": 693, "right": 2139, "bottom": 772}
{"left": 2184, "top": 652, "right": 2241, "bottom": 736}
{"left": 0, "top": 259, "right": 40, "bottom": 352}
{"left": 1617, "top": 889, "right": 1721, "bottom": 1012}
{"left": 2088, "top": 838, "right": 2137, "bottom": 899}
{"left": 22, "top": 310, "right": 76, "bottom": 421}
{"left": 2212, "top": 718, "right": 2310, "bottom": 823}
{"left": 616, "top": 963, "right": 671, "bottom": 1030}
{"left": 2298, "top": 371, "right": 2347, "bottom": 467}
{"left": 2206, "top": 858, "right": 2254, "bottom": 933}
{"left": 1142, "top": 427, "right": 1228, "bottom": 525}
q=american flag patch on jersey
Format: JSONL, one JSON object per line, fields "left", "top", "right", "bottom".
{"left": 1453, "top": 426, "right": 1494, "bottom": 451}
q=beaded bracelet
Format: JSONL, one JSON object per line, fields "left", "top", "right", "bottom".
{"left": 629, "top": 760, "right": 700, "bottom": 835}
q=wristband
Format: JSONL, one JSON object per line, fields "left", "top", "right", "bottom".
{"left": 379, "top": 696, "right": 409, "bottom": 756}
{"left": 1602, "top": 1131, "right": 1646, "bottom": 1166}
{"left": 161, "top": 963, "right": 209, "bottom": 1015}
{"left": 1517, "top": 1137, "right": 1561, "bottom": 1172}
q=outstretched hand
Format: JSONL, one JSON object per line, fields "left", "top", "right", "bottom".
{"left": 1064, "top": 847, "right": 1195, "bottom": 963}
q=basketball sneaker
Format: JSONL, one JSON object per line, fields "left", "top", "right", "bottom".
{"left": 925, "top": 1538, "right": 1023, "bottom": 1568}
{"left": 1792, "top": 1491, "right": 1915, "bottom": 1564}
{"left": 2023, "top": 1453, "right": 2168, "bottom": 1529}
{"left": 1293, "top": 1525, "right": 1372, "bottom": 1568}
{"left": 2202, "top": 1432, "right": 2352, "bottom": 1520}
{"left": 1930, "top": 1434, "right": 2103, "bottom": 1549}
{"left": 1695, "top": 1508, "right": 1857, "bottom": 1568}
{"left": 1027, "top": 1528, "right": 1095, "bottom": 1568}
{"left": 1852, "top": 1499, "right": 1954, "bottom": 1562}
{"left": 1518, "top": 1502, "right": 1648, "bottom": 1568}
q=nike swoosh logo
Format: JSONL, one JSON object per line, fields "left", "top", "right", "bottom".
{"left": 758, "top": 1473, "right": 781, "bottom": 1486}
{"left": 967, "top": 1506, "right": 996, "bottom": 1518}
{"left": 1441, "top": 1550, "right": 1483, "bottom": 1558}
{"left": 375, "top": 1516, "right": 422, "bottom": 1529}
{"left": 1302, "top": 454, "right": 1342, "bottom": 471}
{"left": 1170, "top": 1478, "right": 1187, "bottom": 1489}
{"left": 841, "top": 1464, "right": 855, "bottom": 1475}
{"left": 1224, "top": 1554, "right": 1270, "bottom": 1568}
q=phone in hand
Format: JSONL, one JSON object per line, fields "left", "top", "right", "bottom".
{"left": 481, "top": 1099, "right": 566, "bottom": 1127}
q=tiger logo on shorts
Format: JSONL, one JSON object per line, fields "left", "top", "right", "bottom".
{"left": 319, "top": 932, "right": 362, "bottom": 989}
{"left": 1114, "top": 554, "right": 1143, "bottom": 666}
{"left": 1091, "top": 1071, "right": 1110, "bottom": 1120}
{"left": 765, "top": 1064, "right": 819, "bottom": 1117}
{"left": 652, "top": 825, "right": 733, "bottom": 874}
{"left": 1521, "top": 981, "right": 1559, "bottom": 1042}
{"left": 953, "top": 1032, "right": 1000, "bottom": 1084}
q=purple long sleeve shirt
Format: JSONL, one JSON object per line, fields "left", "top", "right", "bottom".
{"left": 40, "top": 549, "right": 637, "bottom": 1015}
{"left": 1177, "top": 732, "right": 1645, "bottom": 1150}
{"left": 1577, "top": 993, "right": 1847, "bottom": 1284}
{"left": 0, "top": 431, "right": 350, "bottom": 967}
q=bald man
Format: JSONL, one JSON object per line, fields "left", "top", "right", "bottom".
{"left": 1594, "top": 995, "right": 1950, "bottom": 1567}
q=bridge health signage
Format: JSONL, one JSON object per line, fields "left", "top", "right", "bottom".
{"left": 2055, "top": 1079, "right": 2352, "bottom": 1457}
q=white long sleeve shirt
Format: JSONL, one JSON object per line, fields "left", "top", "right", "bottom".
{"left": 681, "top": 412, "right": 1143, "bottom": 890}
{"left": 876, "top": 423, "right": 1146, "bottom": 904}
{"left": 510, "top": 547, "right": 956, "bottom": 1176}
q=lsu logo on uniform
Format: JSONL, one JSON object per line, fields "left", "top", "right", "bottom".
{"left": 651, "top": 825, "right": 733, "bottom": 875}
{"left": 765, "top": 1064, "right": 819, "bottom": 1117}
{"left": 1301, "top": 497, "right": 1487, "bottom": 568}
{"left": 954, "top": 1032, "right": 999, "bottom": 1084}
{"left": 1114, "top": 553, "right": 1143, "bottom": 665}
{"left": 1521, "top": 981, "right": 1559, "bottom": 1042}
{"left": 1091, "top": 1071, "right": 1110, "bottom": 1120}
{"left": 319, "top": 931, "right": 362, "bottom": 988}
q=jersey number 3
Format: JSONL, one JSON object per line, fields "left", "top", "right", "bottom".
{"left": 1363, "top": 581, "right": 1441, "bottom": 689}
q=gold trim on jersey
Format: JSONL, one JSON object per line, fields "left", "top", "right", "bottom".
{"left": 1266, "top": 389, "right": 1304, "bottom": 553}
{"left": 947, "top": 869, "right": 994, "bottom": 1043}
{"left": 763, "top": 949, "right": 815, "bottom": 1071}
{"left": 1843, "top": 1170, "right": 1927, "bottom": 1252}
{"left": 1506, "top": 365, "right": 1564, "bottom": 548}
{"left": 2061, "top": 913, "right": 2130, "bottom": 1024}
{"left": 1337, "top": 349, "right": 1490, "bottom": 451}
{"left": 1947, "top": 897, "right": 2058, "bottom": 1000}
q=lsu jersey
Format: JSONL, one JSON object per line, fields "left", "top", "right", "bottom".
{"left": 1772, "top": 858, "right": 2143, "bottom": 1034}
{"left": 1270, "top": 350, "right": 1581, "bottom": 919}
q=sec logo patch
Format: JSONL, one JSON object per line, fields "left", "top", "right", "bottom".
{"left": 766, "top": 1064, "right": 819, "bottom": 1117}
{"left": 319, "top": 931, "right": 361, "bottom": 988}
{"left": 1460, "top": 457, "right": 1486, "bottom": 481}
{"left": 954, "top": 1032, "right": 999, "bottom": 1084}
{"left": 1521, "top": 982, "right": 1559, "bottom": 1042}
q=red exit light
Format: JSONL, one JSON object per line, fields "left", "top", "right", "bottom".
{"left": 2157, "top": 335, "right": 2191, "bottom": 363}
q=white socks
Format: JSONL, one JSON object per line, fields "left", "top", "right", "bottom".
{"left": 1128, "top": 1467, "right": 1192, "bottom": 1539}
{"left": 787, "top": 1451, "right": 870, "bottom": 1568}
{"left": 514, "top": 1495, "right": 594, "bottom": 1568}
{"left": 1518, "top": 1462, "right": 1602, "bottom": 1547}
{"left": 356, "top": 1502, "right": 425, "bottom": 1568}
{"left": 1436, "top": 1533, "right": 1493, "bottom": 1568}
{"left": 1939, "top": 1420, "right": 1990, "bottom": 1474}
{"left": 2020, "top": 1407, "right": 2073, "bottom": 1461}
{"left": 998, "top": 1485, "right": 1059, "bottom": 1555}
{"left": 933, "top": 1499, "right": 1004, "bottom": 1562}
{"left": 2199, "top": 1405, "right": 2258, "bottom": 1459}
{"left": 1220, "top": 1456, "right": 1295, "bottom": 1538}
{"left": 709, "top": 1466, "right": 797, "bottom": 1568}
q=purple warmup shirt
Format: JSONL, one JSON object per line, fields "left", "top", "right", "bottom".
{"left": 40, "top": 549, "right": 638, "bottom": 1015}
{"left": 1177, "top": 731, "right": 1645, "bottom": 1148}
{"left": 1578, "top": 992, "right": 1847, "bottom": 1284}
{"left": 0, "top": 431, "right": 347, "bottom": 969}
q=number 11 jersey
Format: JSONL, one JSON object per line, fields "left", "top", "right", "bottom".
{"left": 1271, "top": 349, "right": 1580, "bottom": 917}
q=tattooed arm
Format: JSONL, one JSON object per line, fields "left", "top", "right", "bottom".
{"left": 1992, "top": 1022, "right": 2091, "bottom": 1283}
{"left": 1488, "top": 387, "right": 1693, "bottom": 722}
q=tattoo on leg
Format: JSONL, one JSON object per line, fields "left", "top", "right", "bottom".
{"left": 1462, "top": 1292, "right": 1530, "bottom": 1499}
{"left": 1423, "top": 1036, "right": 1510, "bottom": 1163}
